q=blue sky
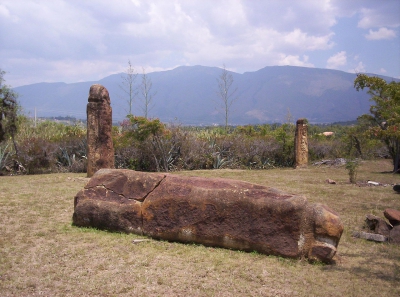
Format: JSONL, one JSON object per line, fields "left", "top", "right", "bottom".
{"left": 1, "top": 0, "right": 399, "bottom": 87}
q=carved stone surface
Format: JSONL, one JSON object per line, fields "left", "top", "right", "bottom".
{"left": 73, "top": 169, "right": 344, "bottom": 263}
{"left": 294, "top": 118, "right": 308, "bottom": 168}
{"left": 86, "top": 84, "right": 114, "bottom": 177}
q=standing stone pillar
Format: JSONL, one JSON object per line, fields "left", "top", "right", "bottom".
{"left": 294, "top": 118, "right": 308, "bottom": 168}
{"left": 87, "top": 84, "right": 115, "bottom": 177}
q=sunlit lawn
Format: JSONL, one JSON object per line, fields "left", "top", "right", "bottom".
{"left": 0, "top": 159, "right": 399, "bottom": 296}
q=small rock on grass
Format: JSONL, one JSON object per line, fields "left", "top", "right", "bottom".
{"left": 389, "top": 225, "right": 400, "bottom": 245}
{"left": 384, "top": 208, "right": 400, "bottom": 226}
{"left": 132, "top": 239, "right": 151, "bottom": 244}
{"left": 365, "top": 214, "right": 391, "bottom": 237}
{"left": 352, "top": 231, "right": 387, "bottom": 242}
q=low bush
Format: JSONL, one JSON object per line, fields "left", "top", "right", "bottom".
{"left": 1, "top": 116, "right": 391, "bottom": 174}
{"left": 17, "top": 137, "right": 58, "bottom": 174}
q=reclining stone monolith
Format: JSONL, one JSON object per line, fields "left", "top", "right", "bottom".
{"left": 86, "top": 84, "right": 114, "bottom": 177}
{"left": 73, "top": 169, "right": 344, "bottom": 263}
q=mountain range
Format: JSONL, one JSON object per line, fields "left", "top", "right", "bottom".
{"left": 13, "top": 65, "right": 398, "bottom": 125}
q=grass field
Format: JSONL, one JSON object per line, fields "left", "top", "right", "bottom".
{"left": 0, "top": 160, "right": 399, "bottom": 296}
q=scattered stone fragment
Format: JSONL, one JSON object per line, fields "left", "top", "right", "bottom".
{"left": 389, "top": 225, "right": 400, "bottom": 245}
{"left": 326, "top": 179, "right": 336, "bottom": 184}
{"left": 365, "top": 214, "right": 391, "bottom": 237}
{"left": 313, "top": 158, "right": 346, "bottom": 167}
{"left": 357, "top": 181, "right": 389, "bottom": 187}
{"left": 367, "top": 180, "right": 380, "bottom": 186}
{"left": 352, "top": 231, "right": 387, "bottom": 242}
{"left": 132, "top": 239, "right": 151, "bottom": 244}
{"left": 384, "top": 208, "right": 400, "bottom": 226}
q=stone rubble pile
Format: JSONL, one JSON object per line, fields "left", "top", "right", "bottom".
{"left": 355, "top": 208, "right": 400, "bottom": 244}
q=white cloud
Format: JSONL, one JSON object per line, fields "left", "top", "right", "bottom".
{"left": 1, "top": 0, "right": 399, "bottom": 86}
{"left": 282, "top": 29, "right": 335, "bottom": 51}
{"left": 365, "top": 27, "right": 397, "bottom": 40}
{"left": 380, "top": 68, "right": 387, "bottom": 74}
{"left": 0, "top": 4, "right": 10, "bottom": 17}
{"left": 277, "top": 55, "right": 314, "bottom": 67}
{"left": 358, "top": 7, "right": 400, "bottom": 29}
{"left": 350, "top": 61, "right": 366, "bottom": 74}
{"left": 242, "top": 0, "right": 337, "bottom": 35}
{"left": 326, "top": 51, "right": 347, "bottom": 69}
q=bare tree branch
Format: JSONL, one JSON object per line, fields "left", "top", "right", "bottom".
{"left": 216, "top": 64, "right": 238, "bottom": 131}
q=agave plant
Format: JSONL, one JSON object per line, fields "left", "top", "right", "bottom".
{"left": 212, "top": 152, "right": 231, "bottom": 169}
{"left": 0, "top": 144, "right": 10, "bottom": 170}
{"left": 210, "top": 141, "right": 232, "bottom": 169}
{"left": 57, "top": 147, "right": 73, "bottom": 167}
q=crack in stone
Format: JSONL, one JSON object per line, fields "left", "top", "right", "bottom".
{"left": 139, "top": 175, "right": 168, "bottom": 233}
{"left": 86, "top": 174, "right": 167, "bottom": 202}
{"left": 140, "top": 175, "right": 167, "bottom": 201}
{"left": 84, "top": 175, "right": 168, "bottom": 236}
{"left": 91, "top": 184, "right": 126, "bottom": 199}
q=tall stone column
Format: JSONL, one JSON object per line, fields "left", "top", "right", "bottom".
{"left": 87, "top": 84, "right": 115, "bottom": 177}
{"left": 294, "top": 118, "right": 308, "bottom": 168}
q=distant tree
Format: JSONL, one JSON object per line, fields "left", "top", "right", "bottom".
{"left": 125, "top": 115, "right": 172, "bottom": 172}
{"left": 216, "top": 64, "right": 238, "bottom": 132}
{"left": 120, "top": 60, "right": 138, "bottom": 116}
{"left": 0, "top": 70, "right": 19, "bottom": 150}
{"left": 139, "top": 67, "right": 156, "bottom": 119}
{"left": 354, "top": 74, "right": 400, "bottom": 173}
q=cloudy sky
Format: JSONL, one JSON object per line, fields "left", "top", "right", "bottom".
{"left": 1, "top": 0, "right": 399, "bottom": 87}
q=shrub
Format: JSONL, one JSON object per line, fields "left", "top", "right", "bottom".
{"left": 56, "top": 138, "right": 87, "bottom": 173}
{"left": 9, "top": 115, "right": 391, "bottom": 174}
{"left": 0, "top": 144, "right": 11, "bottom": 173}
{"left": 17, "top": 137, "right": 58, "bottom": 174}
{"left": 345, "top": 159, "right": 360, "bottom": 184}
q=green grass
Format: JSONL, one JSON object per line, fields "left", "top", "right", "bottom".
{"left": 0, "top": 160, "right": 399, "bottom": 296}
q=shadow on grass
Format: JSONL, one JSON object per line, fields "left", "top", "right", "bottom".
{"left": 329, "top": 241, "right": 400, "bottom": 284}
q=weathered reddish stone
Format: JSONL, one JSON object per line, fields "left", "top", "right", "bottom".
{"left": 86, "top": 84, "right": 114, "bottom": 177}
{"left": 389, "top": 225, "right": 400, "bottom": 245}
{"left": 384, "top": 208, "right": 400, "bottom": 226}
{"left": 85, "top": 169, "right": 166, "bottom": 202}
{"left": 308, "top": 204, "right": 344, "bottom": 260}
{"left": 141, "top": 175, "right": 308, "bottom": 258}
{"left": 365, "top": 214, "right": 391, "bottom": 236}
{"left": 72, "top": 169, "right": 344, "bottom": 263}
{"left": 294, "top": 118, "right": 308, "bottom": 168}
{"left": 72, "top": 195, "right": 143, "bottom": 234}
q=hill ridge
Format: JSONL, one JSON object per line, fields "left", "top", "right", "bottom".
{"left": 14, "top": 65, "right": 397, "bottom": 125}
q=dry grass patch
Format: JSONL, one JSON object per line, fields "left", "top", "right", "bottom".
{"left": 0, "top": 160, "right": 399, "bottom": 296}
